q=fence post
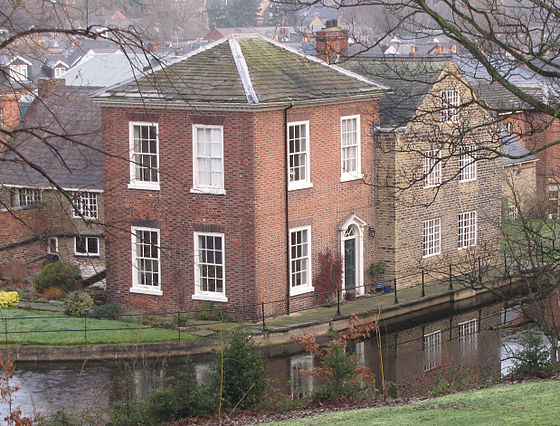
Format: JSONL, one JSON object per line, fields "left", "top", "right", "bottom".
{"left": 336, "top": 289, "right": 341, "bottom": 317}
{"left": 4, "top": 317, "right": 7, "bottom": 349}
{"left": 448, "top": 264, "right": 453, "bottom": 291}
{"left": 261, "top": 302, "right": 268, "bottom": 332}
{"left": 421, "top": 269, "right": 425, "bottom": 297}
{"left": 177, "top": 311, "right": 181, "bottom": 342}
{"left": 393, "top": 277, "right": 398, "bottom": 305}
{"left": 84, "top": 315, "right": 87, "bottom": 345}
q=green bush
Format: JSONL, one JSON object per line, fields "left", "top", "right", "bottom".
{"left": 90, "top": 303, "right": 122, "bottom": 320}
{"left": 510, "top": 332, "right": 560, "bottom": 378}
{"left": 209, "top": 327, "right": 268, "bottom": 411}
{"left": 65, "top": 291, "right": 93, "bottom": 316}
{"left": 33, "top": 262, "right": 81, "bottom": 292}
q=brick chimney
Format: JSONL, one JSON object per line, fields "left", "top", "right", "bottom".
{"left": 315, "top": 20, "right": 348, "bottom": 64}
{"left": 37, "top": 78, "right": 65, "bottom": 97}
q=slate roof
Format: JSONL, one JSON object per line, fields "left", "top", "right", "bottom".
{"left": 98, "top": 34, "right": 387, "bottom": 105}
{"left": 344, "top": 57, "right": 451, "bottom": 127}
{"left": 0, "top": 86, "right": 102, "bottom": 190}
{"left": 501, "top": 126, "right": 537, "bottom": 166}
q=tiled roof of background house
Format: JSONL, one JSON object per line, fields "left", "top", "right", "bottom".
{"left": 344, "top": 57, "right": 451, "bottom": 127}
{"left": 0, "top": 86, "right": 101, "bottom": 190}
{"left": 98, "top": 34, "right": 387, "bottom": 105}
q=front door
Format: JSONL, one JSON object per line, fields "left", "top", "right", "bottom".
{"left": 344, "top": 237, "right": 356, "bottom": 292}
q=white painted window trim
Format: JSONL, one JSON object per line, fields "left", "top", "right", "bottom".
{"left": 47, "top": 237, "right": 58, "bottom": 254}
{"left": 423, "top": 330, "right": 442, "bottom": 351}
{"left": 130, "top": 226, "right": 162, "bottom": 296}
{"left": 423, "top": 149, "right": 441, "bottom": 188}
{"left": 287, "top": 121, "right": 313, "bottom": 191}
{"left": 74, "top": 236, "right": 100, "bottom": 257}
{"left": 289, "top": 225, "right": 314, "bottom": 296}
{"left": 128, "top": 121, "right": 160, "bottom": 191}
{"left": 422, "top": 217, "right": 441, "bottom": 258}
{"left": 72, "top": 191, "right": 99, "bottom": 219}
{"left": 9, "top": 64, "right": 28, "bottom": 81}
{"left": 459, "top": 146, "right": 477, "bottom": 182}
{"left": 458, "top": 210, "right": 477, "bottom": 249}
{"left": 192, "top": 124, "right": 225, "bottom": 194}
{"left": 458, "top": 319, "right": 478, "bottom": 340}
{"left": 193, "top": 231, "right": 228, "bottom": 302}
{"left": 340, "top": 115, "right": 363, "bottom": 182}
{"left": 441, "top": 89, "right": 460, "bottom": 123}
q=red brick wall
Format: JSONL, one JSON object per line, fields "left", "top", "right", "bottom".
{"left": 102, "top": 107, "right": 257, "bottom": 315}
{"left": 315, "top": 28, "right": 348, "bottom": 63}
{"left": 0, "top": 92, "right": 20, "bottom": 133}
{"left": 0, "top": 207, "right": 47, "bottom": 264}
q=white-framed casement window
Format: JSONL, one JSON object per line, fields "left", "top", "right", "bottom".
{"left": 441, "top": 89, "right": 460, "bottom": 123}
{"left": 192, "top": 125, "right": 224, "bottom": 194}
{"left": 74, "top": 236, "right": 100, "bottom": 257}
{"left": 54, "top": 67, "right": 66, "bottom": 78}
{"left": 193, "top": 232, "right": 227, "bottom": 302}
{"left": 14, "top": 188, "right": 41, "bottom": 207}
{"left": 47, "top": 237, "right": 58, "bottom": 254}
{"left": 423, "top": 330, "right": 442, "bottom": 372}
{"left": 459, "top": 146, "right": 477, "bottom": 182}
{"left": 289, "top": 226, "right": 313, "bottom": 296}
{"left": 288, "top": 121, "right": 312, "bottom": 190}
{"left": 131, "top": 227, "right": 162, "bottom": 295}
{"left": 340, "top": 115, "right": 362, "bottom": 181}
{"left": 423, "top": 150, "right": 441, "bottom": 187}
{"left": 9, "top": 64, "right": 28, "bottom": 81}
{"left": 129, "top": 122, "right": 159, "bottom": 190}
{"left": 422, "top": 218, "right": 441, "bottom": 258}
{"left": 458, "top": 211, "right": 477, "bottom": 249}
{"left": 72, "top": 192, "right": 99, "bottom": 219}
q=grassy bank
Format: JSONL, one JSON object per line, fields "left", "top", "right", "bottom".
{"left": 0, "top": 307, "right": 196, "bottom": 345}
{"left": 270, "top": 380, "right": 560, "bottom": 425}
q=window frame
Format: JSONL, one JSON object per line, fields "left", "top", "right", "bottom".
{"left": 287, "top": 121, "right": 313, "bottom": 191}
{"left": 128, "top": 121, "right": 160, "bottom": 191}
{"left": 9, "top": 64, "right": 28, "bottom": 81}
{"left": 72, "top": 191, "right": 99, "bottom": 219}
{"left": 458, "top": 210, "right": 477, "bottom": 249}
{"left": 130, "top": 226, "right": 162, "bottom": 296}
{"left": 74, "top": 236, "right": 100, "bottom": 257}
{"left": 191, "top": 124, "right": 225, "bottom": 194}
{"left": 441, "top": 89, "right": 460, "bottom": 123}
{"left": 47, "top": 237, "right": 58, "bottom": 254}
{"left": 340, "top": 115, "right": 362, "bottom": 182}
{"left": 14, "top": 188, "right": 42, "bottom": 207}
{"left": 289, "top": 225, "right": 313, "bottom": 296}
{"left": 423, "top": 149, "right": 441, "bottom": 188}
{"left": 422, "top": 218, "right": 441, "bottom": 258}
{"left": 192, "top": 231, "right": 227, "bottom": 302}
{"left": 54, "top": 66, "right": 66, "bottom": 78}
{"left": 423, "top": 330, "right": 442, "bottom": 372}
{"left": 458, "top": 319, "right": 478, "bottom": 341}
{"left": 459, "top": 146, "right": 477, "bottom": 182}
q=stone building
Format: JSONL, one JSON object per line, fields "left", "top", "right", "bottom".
{"left": 96, "top": 34, "right": 387, "bottom": 318}
{"left": 345, "top": 57, "right": 503, "bottom": 287}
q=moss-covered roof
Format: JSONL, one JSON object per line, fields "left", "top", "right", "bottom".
{"left": 98, "top": 35, "right": 387, "bottom": 105}
{"left": 344, "top": 57, "right": 452, "bottom": 127}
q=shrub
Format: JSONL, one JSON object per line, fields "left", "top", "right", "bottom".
{"left": 41, "top": 286, "right": 65, "bottom": 301}
{"left": 314, "top": 249, "right": 343, "bottom": 303}
{"left": 64, "top": 291, "right": 93, "bottom": 316}
{"left": 90, "top": 303, "right": 122, "bottom": 320}
{"left": 34, "top": 262, "right": 81, "bottom": 292}
{"left": 0, "top": 291, "right": 20, "bottom": 308}
{"left": 509, "top": 332, "right": 560, "bottom": 378}
{"left": 209, "top": 328, "right": 268, "bottom": 412}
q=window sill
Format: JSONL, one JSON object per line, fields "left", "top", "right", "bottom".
{"left": 290, "top": 285, "right": 314, "bottom": 297}
{"left": 458, "top": 245, "right": 476, "bottom": 251}
{"left": 422, "top": 252, "right": 441, "bottom": 259}
{"left": 459, "top": 178, "right": 477, "bottom": 183}
{"left": 130, "top": 287, "right": 163, "bottom": 296}
{"left": 190, "top": 188, "right": 226, "bottom": 196}
{"left": 340, "top": 173, "right": 363, "bottom": 183}
{"left": 288, "top": 182, "right": 313, "bottom": 191}
{"left": 192, "top": 294, "right": 228, "bottom": 303}
{"left": 128, "top": 182, "right": 160, "bottom": 191}
{"left": 423, "top": 184, "right": 441, "bottom": 189}
{"left": 74, "top": 253, "right": 100, "bottom": 257}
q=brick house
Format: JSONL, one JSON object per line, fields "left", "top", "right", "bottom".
{"left": 96, "top": 34, "right": 387, "bottom": 317}
{"left": 0, "top": 82, "right": 104, "bottom": 278}
{"left": 345, "top": 57, "right": 503, "bottom": 287}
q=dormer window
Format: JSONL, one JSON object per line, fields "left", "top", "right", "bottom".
{"left": 54, "top": 67, "right": 66, "bottom": 78}
{"left": 9, "top": 64, "right": 28, "bottom": 82}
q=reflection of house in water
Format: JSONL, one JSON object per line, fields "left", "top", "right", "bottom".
{"left": 290, "top": 354, "right": 314, "bottom": 399}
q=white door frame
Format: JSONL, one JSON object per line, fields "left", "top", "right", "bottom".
{"left": 339, "top": 214, "right": 366, "bottom": 296}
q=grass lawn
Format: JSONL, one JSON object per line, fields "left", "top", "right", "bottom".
{"left": 0, "top": 307, "right": 196, "bottom": 345}
{"left": 270, "top": 380, "right": 560, "bottom": 425}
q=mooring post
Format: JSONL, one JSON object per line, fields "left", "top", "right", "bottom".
{"left": 261, "top": 302, "right": 268, "bottom": 332}
{"left": 448, "top": 264, "right": 453, "bottom": 291}
{"left": 421, "top": 269, "right": 425, "bottom": 297}
{"left": 394, "top": 277, "right": 398, "bottom": 304}
{"left": 336, "top": 289, "right": 341, "bottom": 317}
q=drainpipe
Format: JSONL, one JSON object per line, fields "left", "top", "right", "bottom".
{"left": 284, "top": 102, "right": 294, "bottom": 315}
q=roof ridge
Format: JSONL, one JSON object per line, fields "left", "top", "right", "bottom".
{"left": 228, "top": 36, "right": 259, "bottom": 105}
